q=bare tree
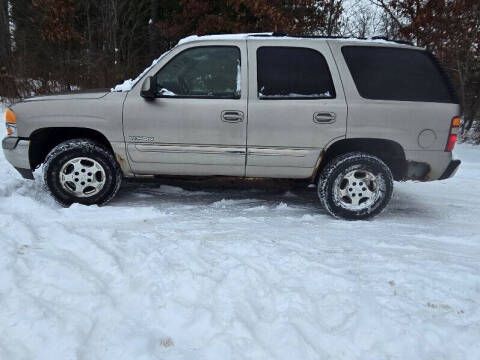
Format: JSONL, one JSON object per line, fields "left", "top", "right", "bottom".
{"left": 342, "top": 0, "right": 382, "bottom": 38}
{"left": 0, "top": 0, "right": 17, "bottom": 99}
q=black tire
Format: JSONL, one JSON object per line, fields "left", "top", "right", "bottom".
{"left": 318, "top": 152, "right": 393, "bottom": 220}
{"left": 43, "top": 139, "right": 122, "bottom": 206}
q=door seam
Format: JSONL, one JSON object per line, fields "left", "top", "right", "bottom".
{"left": 244, "top": 39, "right": 250, "bottom": 177}
{"left": 326, "top": 40, "right": 349, "bottom": 140}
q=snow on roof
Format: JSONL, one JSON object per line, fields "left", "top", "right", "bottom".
{"left": 177, "top": 33, "right": 274, "bottom": 45}
{"left": 177, "top": 33, "right": 410, "bottom": 46}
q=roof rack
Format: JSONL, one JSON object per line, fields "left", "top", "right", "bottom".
{"left": 370, "top": 36, "right": 413, "bottom": 46}
{"left": 249, "top": 32, "right": 413, "bottom": 46}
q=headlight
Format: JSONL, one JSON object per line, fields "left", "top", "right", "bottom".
{"left": 4, "top": 108, "right": 17, "bottom": 136}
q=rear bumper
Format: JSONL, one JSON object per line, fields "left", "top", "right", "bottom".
{"left": 404, "top": 150, "right": 460, "bottom": 181}
{"left": 439, "top": 159, "right": 461, "bottom": 180}
{"left": 2, "top": 136, "right": 34, "bottom": 179}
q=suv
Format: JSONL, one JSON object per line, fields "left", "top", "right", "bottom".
{"left": 2, "top": 34, "right": 461, "bottom": 220}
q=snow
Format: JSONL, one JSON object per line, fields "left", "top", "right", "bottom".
{"left": 259, "top": 91, "right": 332, "bottom": 99}
{"left": 177, "top": 33, "right": 274, "bottom": 45}
{"left": 177, "top": 33, "right": 412, "bottom": 47}
{"left": 1, "top": 137, "right": 480, "bottom": 359}
{"left": 236, "top": 59, "right": 241, "bottom": 95}
{"left": 159, "top": 88, "right": 176, "bottom": 96}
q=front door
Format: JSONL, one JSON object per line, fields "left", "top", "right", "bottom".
{"left": 246, "top": 40, "right": 348, "bottom": 178}
{"left": 123, "top": 43, "right": 248, "bottom": 177}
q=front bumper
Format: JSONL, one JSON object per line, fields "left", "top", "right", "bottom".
{"left": 2, "top": 136, "right": 34, "bottom": 179}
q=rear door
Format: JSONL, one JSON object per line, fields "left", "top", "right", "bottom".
{"left": 245, "top": 40, "right": 348, "bottom": 178}
{"left": 123, "top": 42, "right": 248, "bottom": 177}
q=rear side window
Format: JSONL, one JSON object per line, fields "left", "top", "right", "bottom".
{"left": 342, "top": 46, "right": 457, "bottom": 103}
{"left": 257, "top": 47, "right": 335, "bottom": 99}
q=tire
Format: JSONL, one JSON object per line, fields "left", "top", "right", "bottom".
{"left": 43, "top": 139, "right": 122, "bottom": 206}
{"left": 318, "top": 152, "right": 393, "bottom": 220}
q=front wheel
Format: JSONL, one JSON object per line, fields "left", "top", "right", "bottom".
{"left": 318, "top": 152, "right": 393, "bottom": 220}
{"left": 43, "top": 139, "right": 122, "bottom": 206}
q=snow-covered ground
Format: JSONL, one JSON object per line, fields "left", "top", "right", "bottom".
{"left": 1, "top": 134, "right": 480, "bottom": 359}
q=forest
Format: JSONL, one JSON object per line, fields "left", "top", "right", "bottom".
{"left": 0, "top": 0, "right": 479, "bottom": 138}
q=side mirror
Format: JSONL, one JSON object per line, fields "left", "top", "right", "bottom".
{"left": 140, "top": 76, "right": 157, "bottom": 99}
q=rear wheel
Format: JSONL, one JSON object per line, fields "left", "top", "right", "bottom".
{"left": 43, "top": 139, "right": 122, "bottom": 206}
{"left": 318, "top": 152, "right": 393, "bottom": 220}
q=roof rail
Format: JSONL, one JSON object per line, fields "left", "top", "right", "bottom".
{"left": 249, "top": 32, "right": 414, "bottom": 46}
{"left": 370, "top": 36, "right": 413, "bottom": 46}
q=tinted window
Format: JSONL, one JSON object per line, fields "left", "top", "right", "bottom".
{"left": 257, "top": 47, "right": 335, "bottom": 99}
{"left": 342, "top": 46, "right": 457, "bottom": 103}
{"left": 156, "top": 46, "right": 241, "bottom": 98}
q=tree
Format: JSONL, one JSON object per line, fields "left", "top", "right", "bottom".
{"left": 1, "top": 0, "right": 346, "bottom": 99}
{"left": 0, "top": 0, "right": 16, "bottom": 99}
{"left": 158, "top": 0, "right": 343, "bottom": 39}
{"left": 0, "top": 0, "right": 11, "bottom": 68}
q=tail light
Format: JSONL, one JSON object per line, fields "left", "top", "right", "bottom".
{"left": 445, "top": 116, "right": 461, "bottom": 152}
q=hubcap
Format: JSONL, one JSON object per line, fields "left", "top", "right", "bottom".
{"left": 59, "top": 157, "right": 106, "bottom": 198}
{"left": 334, "top": 169, "right": 380, "bottom": 210}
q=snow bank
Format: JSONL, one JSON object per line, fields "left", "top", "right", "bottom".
{"left": 1, "top": 143, "right": 480, "bottom": 359}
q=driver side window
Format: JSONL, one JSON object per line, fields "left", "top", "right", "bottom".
{"left": 156, "top": 46, "right": 241, "bottom": 99}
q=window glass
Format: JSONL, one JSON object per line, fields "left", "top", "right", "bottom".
{"left": 156, "top": 46, "right": 241, "bottom": 98}
{"left": 257, "top": 47, "right": 335, "bottom": 99}
{"left": 342, "top": 46, "right": 457, "bottom": 103}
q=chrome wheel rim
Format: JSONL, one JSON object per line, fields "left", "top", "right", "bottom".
{"left": 59, "top": 157, "right": 106, "bottom": 198}
{"left": 334, "top": 169, "right": 380, "bottom": 211}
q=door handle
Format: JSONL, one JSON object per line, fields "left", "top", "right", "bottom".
{"left": 313, "top": 112, "right": 336, "bottom": 124}
{"left": 222, "top": 110, "right": 244, "bottom": 123}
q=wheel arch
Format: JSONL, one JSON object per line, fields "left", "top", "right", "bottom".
{"left": 314, "top": 138, "right": 407, "bottom": 181}
{"left": 29, "top": 127, "right": 114, "bottom": 169}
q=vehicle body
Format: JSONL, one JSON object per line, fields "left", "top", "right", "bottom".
{"left": 2, "top": 33, "right": 461, "bottom": 219}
